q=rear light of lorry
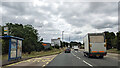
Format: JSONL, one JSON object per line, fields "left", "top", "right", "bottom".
{"left": 104, "top": 44, "right": 107, "bottom": 47}
{"left": 99, "top": 51, "right": 104, "bottom": 53}
{"left": 89, "top": 44, "right": 92, "bottom": 47}
{"left": 104, "top": 54, "right": 106, "bottom": 56}
{"left": 92, "top": 51, "right": 97, "bottom": 53}
{"left": 104, "top": 39, "right": 107, "bottom": 47}
{"left": 90, "top": 54, "right": 93, "bottom": 56}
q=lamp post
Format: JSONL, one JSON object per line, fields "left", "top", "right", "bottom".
{"left": 62, "top": 31, "right": 64, "bottom": 41}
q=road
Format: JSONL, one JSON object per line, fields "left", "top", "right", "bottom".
{"left": 46, "top": 50, "right": 119, "bottom": 68}
{"left": 5, "top": 50, "right": 119, "bottom": 68}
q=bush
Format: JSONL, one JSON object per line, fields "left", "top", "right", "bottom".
{"left": 48, "top": 46, "right": 53, "bottom": 50}
{"left": 55, "top": 45, "right": 60, "bottom": 49}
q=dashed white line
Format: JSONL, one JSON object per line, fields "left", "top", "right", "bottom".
{"left": 76, "top": 57, "right": 81, "bottom": 59}
{"left": 75, "top": 51, "right": 77, "bottom": 53}
{"left": 83, "top": 60, "right": 93, "bottom": 67}
{"left": 71, "top": 51, "right": 93, "bottom": 67}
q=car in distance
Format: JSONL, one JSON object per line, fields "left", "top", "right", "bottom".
{"left": 74, "top": 46, "right": 79, "bottom": 51}
{"left": 65, "top": 48, "right": 71, "bottom": 53}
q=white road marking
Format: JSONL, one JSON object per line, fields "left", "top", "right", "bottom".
{"left": 75, "top": 51, "right": 77, "bottom": 53}
{"left": 77, "top": 57, "right": 81, "bottom": 59}
{"left": 83, "top": 60, "right": 93, "bottom": 67}
{"left": 42, "top": 65, "right": 46, "bottom": 67}
{"left": 71, "top": 51, "right": 93, "bottom": 67}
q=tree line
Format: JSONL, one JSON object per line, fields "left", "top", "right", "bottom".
{"left": 1, "top": 23, "right": 120, "bottom": 55}
{"left": 104, "top": 31, "right": 120, "bottom": 50}
{"left": 2, "top": 23, "right": 44, "bottom": 54}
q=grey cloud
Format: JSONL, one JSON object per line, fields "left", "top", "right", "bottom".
{"left": 87, "top": 2, "right": 118, "bottom": 16}
{"left": 56, "top": 2, "right": 117, "bottom": 29}
{"left": 74, "top": 31, "right": 82, "bottom": 34}
{"left": 91, "top": 18, "right": 118, "bottom": 29}
{"left": 1, "top": 2, "right": 118, "bottom": 42}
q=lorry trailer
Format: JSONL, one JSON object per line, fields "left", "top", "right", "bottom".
{"left": 83, "top": 33, "right": 107, "bottom": 58}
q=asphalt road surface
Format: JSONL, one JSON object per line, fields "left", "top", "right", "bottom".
{"left": 46, "top": 50, "right": 119, "bottom": 68}
{"left": 4, "top": 50, "right": 119, "bottom": 68}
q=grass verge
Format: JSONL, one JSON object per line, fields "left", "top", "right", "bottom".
{"left": 107, "top": 48, "right": 120, "bottom": 54}
{"left": 2, "top": 48, "right": 64, "bottom": 60}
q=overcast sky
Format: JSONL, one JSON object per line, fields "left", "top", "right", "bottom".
{"left": 1, "top": 0, "right": 118, "bottom": 43}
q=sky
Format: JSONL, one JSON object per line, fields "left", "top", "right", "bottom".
{"left": 1, "top": 0, "right": 118, "bottom": 43}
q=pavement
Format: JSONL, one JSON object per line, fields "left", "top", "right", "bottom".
{"left": 2, "top": 49, "right": 120, "bottom": 68}
{"left": 3, "top": 55, "right": 57, "bottom": 68}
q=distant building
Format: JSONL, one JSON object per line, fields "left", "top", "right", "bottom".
{"left": 51, "top": 39, "right": 61, "bottom": 47}
{"left": 42, "top": 43, "right": 51, "bottom": 49}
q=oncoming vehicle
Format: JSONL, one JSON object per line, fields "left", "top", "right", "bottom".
{"left": 83, "top": 33, "right": 107, "bottom": 58}
{"left": 65, "top": 48, "right": 71, "bottom": 53}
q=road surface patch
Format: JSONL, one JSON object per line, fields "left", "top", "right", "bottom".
{"left": 75, "top": 51, "right": 77, "bottom": 53}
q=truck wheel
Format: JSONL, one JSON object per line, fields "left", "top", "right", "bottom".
{"left": 84, "top": 53, "right": 86, "bottom": 57}
{"left": 87, "top": 54, "right": 90, "bottom": 58}
{"left": 99, "top": 56, "right": 103, "bottom": 58}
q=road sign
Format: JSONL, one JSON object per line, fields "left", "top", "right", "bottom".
{"left": 4, "top": 27, "right": 8, "bottom": 35}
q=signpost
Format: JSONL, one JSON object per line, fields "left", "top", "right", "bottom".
{"left": 4, "top": 27, "right": 8, "bottom": 35}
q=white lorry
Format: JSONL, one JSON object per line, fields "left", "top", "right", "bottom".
{"left": 83, "top": 33, "right": 107, "bottom": 58}
{"left": 74, "top": 46, "right": 79, "bottom": 51}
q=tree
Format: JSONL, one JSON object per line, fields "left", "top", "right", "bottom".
{"left": 2, "top": 23, "right": 44, "bottom": 54}
{"left": 111, "top": 36, "right": 117, "bottom": 48}
{"left": 104, "top": 31, "right": 112, "bottom": 49}
{"left": 117, "top": 32, "right": 120, "bottom": 50}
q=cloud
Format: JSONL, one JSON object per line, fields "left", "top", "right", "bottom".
{"left": 1, "top": 1, "right": 118, "bottom": 43}
{"left": 91, "top": 16, "right": 118, "bottom": 29}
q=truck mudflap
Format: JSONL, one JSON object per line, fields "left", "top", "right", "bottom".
{"left": 89, "top": 52, "right": 107, "bottom": 57}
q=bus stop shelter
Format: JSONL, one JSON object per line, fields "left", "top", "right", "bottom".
{"left": 0, "top": 35, "right": 24, "bottom": 61}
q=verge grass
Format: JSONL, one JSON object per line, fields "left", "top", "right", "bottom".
{"left": 107, "top": 48, "right": 120, "bottom": 54}
{"left": 2, "top": 48, "right": 65, "bottom": 60}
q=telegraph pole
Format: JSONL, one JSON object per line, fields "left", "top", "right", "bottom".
{"left": 62, "top": 31, "right": 64, "bottom": 41}
{"left": 69, "top": 35, "right": 70, "bottom": 42}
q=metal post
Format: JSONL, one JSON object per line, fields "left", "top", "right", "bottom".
{"left": 69, "top": 35, "right": 70, "bottom": 42}
{"left": 62, "top": 31, "right": 64, "bottom": 41}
